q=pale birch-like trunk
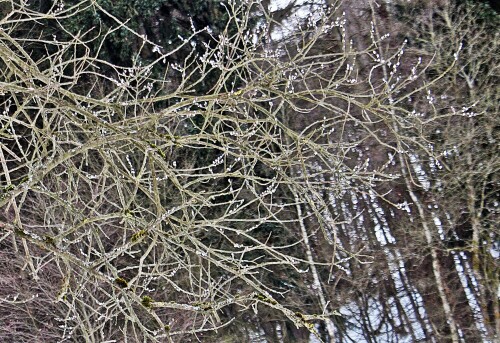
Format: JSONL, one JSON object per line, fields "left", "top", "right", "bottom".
{"left": 367, "top": 2, "right": 460, "bottom": 341}
{"left": 292, "top": 188, "right": 337, "bottom": 342}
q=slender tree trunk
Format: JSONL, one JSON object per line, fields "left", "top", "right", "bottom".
{"left": 366, "top": 2, "right": 460, "bottom": 340}
{"left": 406, "top": 187, "right": 460, "bottom": 343}
{"left": 292, "top": 188, "right": 337, "bottom": 342}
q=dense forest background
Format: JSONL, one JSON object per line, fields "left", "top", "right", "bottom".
{"left": 0, "top": 0, "right": 498, "bottom": 342}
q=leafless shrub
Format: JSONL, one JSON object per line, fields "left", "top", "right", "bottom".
{"left": 0, "top": 0, "right": 479, "bottom": 342}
